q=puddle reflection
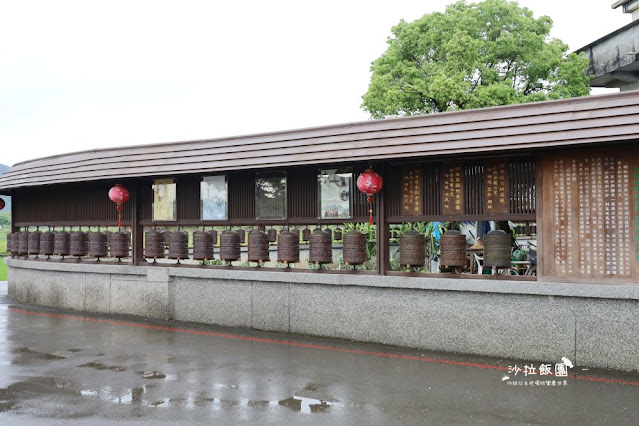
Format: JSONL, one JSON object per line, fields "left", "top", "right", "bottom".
{"left": 80, "top": 386, "right": 334, "bottom": 414}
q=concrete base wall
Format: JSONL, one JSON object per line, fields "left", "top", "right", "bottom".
{"left": 5, "top": 259, "right": 639, "bottom": 372}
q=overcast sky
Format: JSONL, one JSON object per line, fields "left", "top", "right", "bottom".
{"left": 0, "top": 0, "right": 631, "bottom": 167}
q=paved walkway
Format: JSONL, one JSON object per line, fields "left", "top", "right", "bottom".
{"left": 0, "top": 282, "right": 637, "bottom": 424}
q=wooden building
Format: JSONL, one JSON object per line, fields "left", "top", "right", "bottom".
{"left": 2, "top": 90, "right": 638, "bottom": 284}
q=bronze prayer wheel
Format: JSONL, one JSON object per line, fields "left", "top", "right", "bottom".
{"left": 168, "top": 231, "right": 189, "bottom": 260}
{"left": 343, "top": 230, "right": 366, "bottom": 266}
{"left": 248, "top": 230, "right": 270, "bottom": 262}
{"left": 88, "top": 232, "right": 108, "bottom": 258}
{"left": 209, "top": 229, "right": 218, "bottom": 246}
{"left": 39, "top": 231, "right": 55, "bottom": 256}
{"left": 109, "top": 231, "right": 130, "bottom": 258}
{"left": 302, "top": 228, "right": 311, "bottom": 242}
{"left": 334, "top": 228, "right": 343, "bottom": 241}
{"left": 70, "top": 231, "right": 88, "bottom": 257}
{"left": 237, "top": 229, "right": 246, "bottom": 244}
{"left": 323, "top": 228, "right": 332, "bottom": 240}
{"left": 268, "top": 228, "right": 277, "bottom": 243}
{"left": 6, "top": 233, "right": 11, "bottom": 255}
{"left": 291, "top": 228, "right": 300, "bottom": 240}
{"left": 440, "top": 230, "right": 467, "bottom": 267}
{"left": 18, "top": 231, "right": 29, "bottom": 255}
{"left": 277, "top": 230, "right": 299, "bottom": 263}
{"left": 309, "top": 229, "right": 332, "bottom": 264}
{"left": 399, "top": 229, "right": 425, "bottom": 267}
{"left": 220, "top": 230, "right": 240, "bottom": 261}
{"left": 53, "top": 232, "right": 70, "bottom": 256}
{"left": 40, "top": 231, "right": 55, "bottom": 256}
{"left": 28, "top": 231, "right": 41, "bottom": 256}
{"left": 484, "top": 230, "right": 512, "bottom": 268}
{"left": 144, "top": 230, "right": 166, "bottom": 259}
{"left": 193, "top": 230, "right": 214, "bottom": 261}
{"left": 10, "top": 232, "right": 20, "bottom": 255}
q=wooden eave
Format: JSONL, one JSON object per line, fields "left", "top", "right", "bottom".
{"left": 1, "top": 90, "right": 639, "bottom": 190}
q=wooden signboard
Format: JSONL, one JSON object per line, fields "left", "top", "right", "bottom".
{"left": 442, "top": 164, "right": 464, "bottom": 215}
{"left": 485, "top": 161, "right": 509, "bottom": 214}
{"left": 401, "top": 165, "right": 423, "bottom": 216}
{"left": 541, "top": 148, "right": 638, "bottom": 281}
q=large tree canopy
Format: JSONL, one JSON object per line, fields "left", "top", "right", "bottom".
{"left": 361, "top": 0, "right": 590, "bottom": 118}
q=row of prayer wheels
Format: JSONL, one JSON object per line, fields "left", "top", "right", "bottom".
{"left": 10, "top": 231, "right": 130, "bottom": 259}
{"left": 142, "top": 228, "right": 365, "bottom": 266}
{"left": 399, "top": 229, "right": 512, "bottom": 269}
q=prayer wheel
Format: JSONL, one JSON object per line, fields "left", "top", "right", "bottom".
{"left": 210, "top": 229, "right": 218, "bottom": 246}
{"left": 109, "top": 231, "right": 130, "bottom": 259}
{"left": 291, "top": 228, "right": 300, "bottom": 241}
{"left": 268, "top": 228, "right": 277, "bottom": 243}
{"left": 88, "top": 232, "right": 108, "bottom": 258}
{"left": 237, "top": 229, "right": 246, "bottom": 244}
{"left": 277, "top": 230, "right": 299, "bottom": 264}
{"left": 28, "top": 231, "right": 41, "bottom": 256}
{"left": 334, "top": 228, "right": 343, "bottom": 241}
{"left": 18, "top": 231, "right": 29, "bottom": 255}
{"left": 144, "top": 230, "right": 166, "bottom": 259}
{"left": 309, "top": 229, "right": 332, "bottom": 264}
{"left": 440, "top": 230, "right": 467, "bottom": 267}
{"left": 220, "top": 230, "right": 240, "bottom": 261}
{"left": 343, "top": 230, "right": 366, "bottom": 266}
{"left": 6, "top": 233, "right": 11, "bottom": 255}
{"left": 168, "top": 231, "right": 189, "bottom": 260}
{"left": 484, "top": 230, "right": 512, "bottom": 268}
{"left": 193, "top": 230, "right": 214, "bottom": 261}
{"left": 302, "top": 227, "right": 311, "bottom": 242}
{"left": 248, "top": 230, "right": 270, "bottom": 262}
{"left": 323, "top": 228, "right": 332, "bottom": 240}
{"left": 70, "top": 231, "right": 88, "bottom": 257}
{"left": 40, "top": 231, "right": 55, "bottom": 257}
{"left": 399, "top": 229, "right": 425, "bottom": 267}
{"left": 54, "top": 231, "right": 70, "bottom": 256}
{"left": 10, "top": 232, "right": 20, "bottom": 255}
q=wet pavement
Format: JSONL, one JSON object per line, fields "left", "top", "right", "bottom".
{"left": 0, "top": 282, "right": 637, "bottom": 425}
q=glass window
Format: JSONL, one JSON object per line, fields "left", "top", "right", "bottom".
{"left": 318, "top": 169, "right": 352, "bottom": 219}
{"left": 152, "top": 178, "right": 177, "bottom": 221}
{"left": 201, "top": 175, "right": 228, "bottom": 220}
{"left": 255, "top": 172, "right": 286, "bottom": 220}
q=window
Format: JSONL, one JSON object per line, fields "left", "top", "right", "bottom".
{"left": 201, "top": 175, "right": 228, "bottom": 220}
{"left": 152, "top": 178, "right": 176, "bottom": 221}
{"left": 255, "top": 172, "right": 286, "bottom": 220}
{"left": 318, "top": 169, "right": 352, "bottom": 219}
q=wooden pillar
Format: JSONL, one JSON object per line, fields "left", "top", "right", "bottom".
{"left": 376, "top": 168, "right": 389, "bottom": 275}
{"left": 131, "top": 183, "right": 144, "bottom": 265}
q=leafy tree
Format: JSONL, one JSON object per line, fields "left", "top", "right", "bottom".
{"left": 362, "top": 0, "right": 590, "bottom": 118}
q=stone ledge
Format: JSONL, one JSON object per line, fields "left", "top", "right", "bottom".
{"left": 6, "top": 257, "right": 638, "bottom": 300}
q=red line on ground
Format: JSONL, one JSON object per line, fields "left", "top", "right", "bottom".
{"left": 7, "top": 306, "right": 639, "bottom": 387}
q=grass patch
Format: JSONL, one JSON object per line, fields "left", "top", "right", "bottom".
{"left": 0, "top": 257, "right": 7, "bottom": 281}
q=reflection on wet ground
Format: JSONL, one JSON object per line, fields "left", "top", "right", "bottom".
{"left": 0, "top": 283, "right": 637, "bottom": 424}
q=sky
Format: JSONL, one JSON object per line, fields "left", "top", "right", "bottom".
{"left": 0, "top": 0, "right": 632, "bottom": 167}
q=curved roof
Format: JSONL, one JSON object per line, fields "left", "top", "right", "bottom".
{"left": 2, "top": 90, "right": 639, "bottom": 191}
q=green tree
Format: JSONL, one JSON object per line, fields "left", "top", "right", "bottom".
{"left": 362, "top": 0, "right": 590, "bottom": 118}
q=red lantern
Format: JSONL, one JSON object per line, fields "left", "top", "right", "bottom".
{"left": 108, "top": 184, "right": 130, "bottom": 230}
{"left": 356, "top": 168, "right": 383, "bottom": 225}
{"left": 0, "top": 198, "right": 4, "bottom": 211}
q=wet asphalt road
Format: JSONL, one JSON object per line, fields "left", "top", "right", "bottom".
{"left": 0, "top": 282, "right": 637, "bottom": 425}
